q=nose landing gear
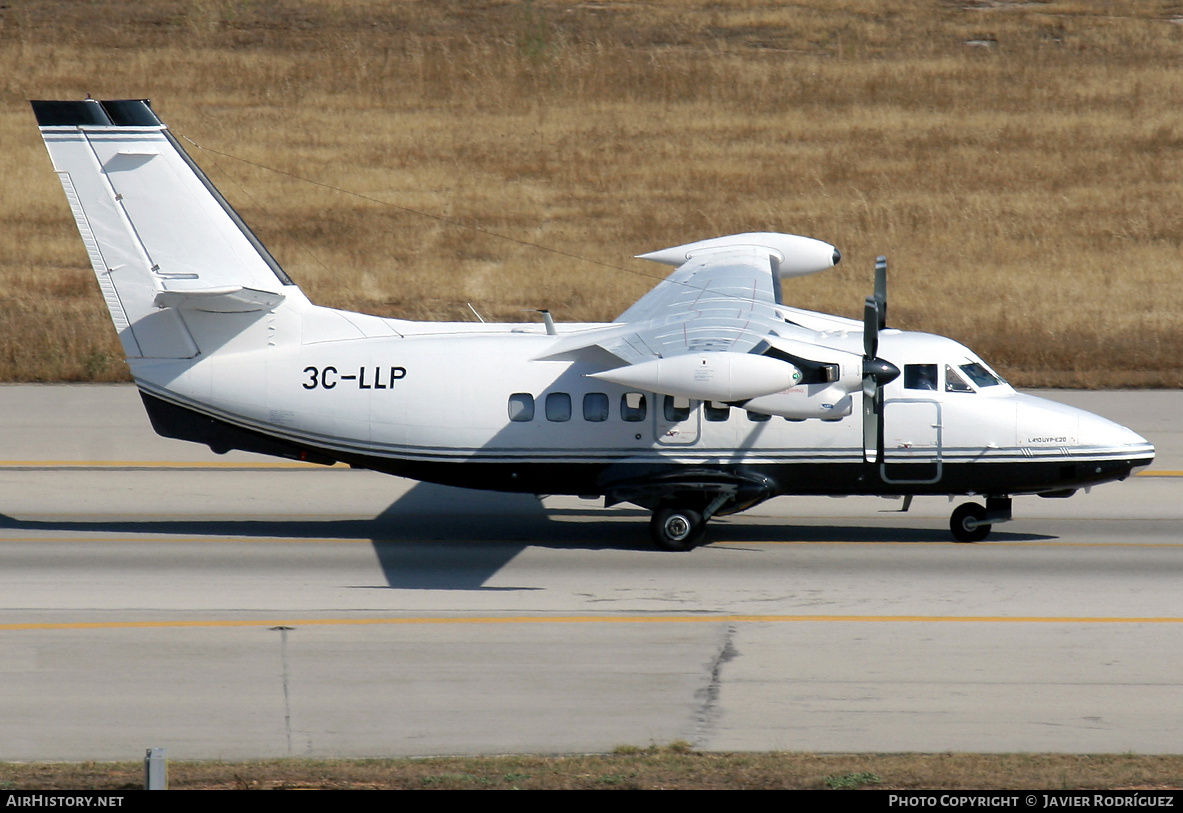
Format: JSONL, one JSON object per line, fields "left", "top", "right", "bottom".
{"left": 950, "top": 503, "right": 990, "bottom": 542}
{"left": 950, "top": 496, "right": 1012, "bottom": 543}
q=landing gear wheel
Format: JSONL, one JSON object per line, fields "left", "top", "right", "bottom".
{"left": 950, "top": 502, "right": 991, "bottom": 543}
{"left": 651, "top": 507, "right": 705, "bottom": 552}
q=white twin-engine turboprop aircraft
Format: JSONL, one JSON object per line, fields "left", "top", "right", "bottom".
{"left": 33, "top": 99, "right": 1154, "bottom": 550}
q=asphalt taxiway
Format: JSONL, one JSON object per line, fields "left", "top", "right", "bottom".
{"left": 1, "top": 385, "right": 1180, "bottom": 759}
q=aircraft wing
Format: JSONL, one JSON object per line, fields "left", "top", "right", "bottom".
{"left": 538, "top": 233, "right": 848, "bottom": 403}
{"left": 604, "top": 250, "right": 783, "bottom": 363}
{"left": 542, "top": 233, "right": 840, "bottom": 366}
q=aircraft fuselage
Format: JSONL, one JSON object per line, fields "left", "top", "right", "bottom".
{"left": 133, "top": 299, "right": 1151, "bottom": 504}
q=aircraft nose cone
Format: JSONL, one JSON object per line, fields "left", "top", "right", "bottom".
{"left": 1077, "top": 409, "right": 1153, "bottom": 450}
{"left": 1015, "top": 393, "right": 1155, "bottom": 458}
{"left": 832, "top": 248, "right": 842, "bottom": 266}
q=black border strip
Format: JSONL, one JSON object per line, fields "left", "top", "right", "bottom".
{"left": 30, "top": 99, "right": 112, "bottom": 127}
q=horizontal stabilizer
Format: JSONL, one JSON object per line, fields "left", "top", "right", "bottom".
{"left": 154, "top": 286, "right": 286, "bottom": 313}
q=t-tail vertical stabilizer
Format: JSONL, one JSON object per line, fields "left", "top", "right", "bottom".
{"left": 31, "top": 99, "right": 301, "bottom": 362}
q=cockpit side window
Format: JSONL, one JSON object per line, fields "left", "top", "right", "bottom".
{"left": 904, "top": 364, "right": 938, "bottom": 391}
{"left": 945, "top": 365, "right": 974, "bottom": 393}
{"left": 960, "top": 362, "right": 1003, "bottom": 388}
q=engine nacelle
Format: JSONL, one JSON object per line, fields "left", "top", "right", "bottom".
{"left": 743, "top": 382, "right": 855, "bottom": 420}
{"left": 760, "top": 334, "right": 864, "bottom": 393}
{"left": 588, "top": 352, "right": 802, "bottom": 402}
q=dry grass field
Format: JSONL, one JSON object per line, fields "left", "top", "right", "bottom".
{"left": 4, "top": 749, "right": 1183, "bottom": 790}
{"left": 2, "top": 0, "right": 1181, "bottom": 385}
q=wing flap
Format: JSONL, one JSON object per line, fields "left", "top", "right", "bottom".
{"left": 610, "top": 250, "right": 784, "bottom": 363}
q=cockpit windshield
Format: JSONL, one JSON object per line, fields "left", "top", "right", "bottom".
{"left": 905, "top": 361, "right": 1008, "bottom": 394}
{"left": 944, "top": 362, "right": 1006, "bottom": 393}
{"left": 959, "top": 362, "right": 1004, "bottom": 388}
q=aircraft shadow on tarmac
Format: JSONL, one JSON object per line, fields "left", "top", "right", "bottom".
{"left": 0, "top": 481, "right": 1054, "bottom": 590}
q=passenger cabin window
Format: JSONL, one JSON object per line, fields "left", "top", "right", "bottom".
{"left": 508, "top": 393, "right": 535, "bottom": 422}
{"left": 746, "top": 410, "right": 771, "bottom": 422}
{"left": 704, "top": 401, "right": 730, "bottom": 422}
{"left": 545, "top": 392, "right": 572, "bottom": 422}
{"left": 583, "top": 392, "right": 609, "bottom": 422}
{"left": 904, "top": 364, "right": 938, "bottom": 391}
{"left": 621, "top": 392, "right": 647, "bottom": 422}
{"left": 945, "top": 365, "right": 974, "bottom": 393}
{"left": 663, "top": 395, "right": 691, "bottom": 422}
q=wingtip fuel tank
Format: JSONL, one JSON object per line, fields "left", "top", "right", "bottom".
{"left": 636, "top": 232, "right": 840, "bottom": 278}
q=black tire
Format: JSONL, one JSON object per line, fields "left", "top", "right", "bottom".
{"left": 650, "top": 507, "right": 706, "bottom": 552}
{"left": 950, "top": 502, "right": 990, "bottom": 543}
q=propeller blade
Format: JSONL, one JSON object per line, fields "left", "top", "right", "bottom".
{"left": 863, "top": 382, "right": 879, "bottom": 462}
{"left": 862, "top": 357, "right": 900, "bottom": 463}
{"left": 861, "top": 256, "right": 894, "bottom": 463}
{"left": 874, "top": 256, "right": 887, "bottom": 330}
{"left": 863, "top": 297, "right": 879, "bottom": 360}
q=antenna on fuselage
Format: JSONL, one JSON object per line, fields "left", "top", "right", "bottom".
{"left": 467, "top": 303, "right": 486, "bottom": 323}
{"left": 520, "top": 308, "right": 557, "bottom": 335}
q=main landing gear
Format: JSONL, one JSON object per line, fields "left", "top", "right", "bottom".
{"left": 608, "top": 472, "right": 774, "bottom": 552}
{"left": 949, "top": 496, "right": 1012, "bottom": 543}
{"left": 650, "top": 506, "right": 707, "bottom": 552}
